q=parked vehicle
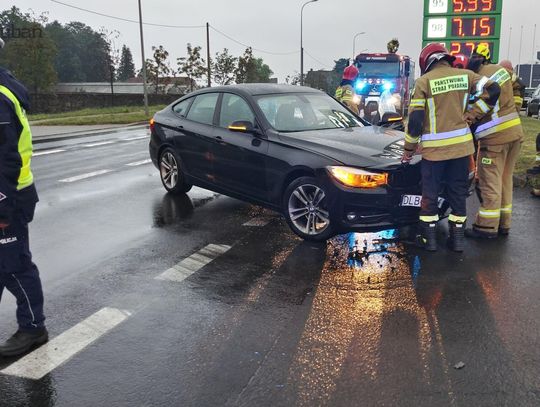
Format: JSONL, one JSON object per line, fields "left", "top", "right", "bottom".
{"left": 526, "top": 85, "right": 540, "bottom": 117}
{"left": 523, "top": 87, "right": 535, "bottom": 111}
{"left": 149, "top": 84, "right": 443, "bottom": 241}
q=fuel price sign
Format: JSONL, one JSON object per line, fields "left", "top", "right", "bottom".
{"left": 422, "top": 0, "right": 503, "bottom": 62}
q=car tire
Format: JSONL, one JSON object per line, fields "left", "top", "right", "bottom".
{"left": 159, "top": 147, "right": 192, "bottom": 194}
{"left": 527, "top": 106, "right": 533, "bottom": 117}
{"left": 283, "top": 176, "right": 335, "bottom": 242}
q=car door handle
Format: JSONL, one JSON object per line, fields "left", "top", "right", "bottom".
{"left": 177, "top": 125, "right": 184, "bottom": 130}
{"left": 215, "top": 135, "right": 227, "bottom": 145}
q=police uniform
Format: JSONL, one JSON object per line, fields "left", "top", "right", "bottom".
{"left": 404, "top": 44, "right": 499, "bottom": 252}
{"left": 0, "top": 65, "right": 47, "bottom": 356}
{"left": 469, "top": 62, "right": 524, "bottom": 237}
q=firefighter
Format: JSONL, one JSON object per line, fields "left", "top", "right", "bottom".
{"left": 402, "top": 43, "right": 500, "bottom": 252}
{"left": 335, "top": 65, "right": 360, "bottom": 115}
{"left": 499, "top": 59, "right": 526, "bottom": 112}
{"left": 465, "top": 44, "right": 524, "bottom": 238}
{"left": 0, "top": 37, "right": 48, "bottom": 356}
{"left": 452, "top": 54, "right": 469, "bottom": 69}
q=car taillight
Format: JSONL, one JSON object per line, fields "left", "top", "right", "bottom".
{"left": 327, "top": 166, "right": 388, "bottom": 188}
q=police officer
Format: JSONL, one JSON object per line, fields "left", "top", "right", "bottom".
{"left": 0, "top": 37, "right": 48, "bottom": 356}
{"left": 335, "top": 65, "right": 360, "bottom": 115}
{"left": 402, "top": 43, "right": 500, "bottom": 252}
{"left": 465, "top": 44, "right": 524, "bottom": 238}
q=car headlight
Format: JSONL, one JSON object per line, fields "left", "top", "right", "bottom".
{"left": 327, "top": 166, "right": 388, "bottom": 188}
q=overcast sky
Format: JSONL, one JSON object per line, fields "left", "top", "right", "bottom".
{"left": 16, "top": 0, "right": 540, "bottom": 80}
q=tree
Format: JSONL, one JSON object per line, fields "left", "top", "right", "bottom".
{"left": 117, "top": 45, "right": 136, "bottom": 81}
{"left": 0, "top": 7, "right": 57, "bottom": 93}
{"left": 285, "top": 72, "right": 301, "bottom": 85}
{"left": 177, "top": 43, "right": 206, "bottom": 92}
{"left": 151, "top": 45, "right": 171, "bottom": 93}
{"left": 235, "top": 48, "right": 274, "bottom": 83}
{"left": 333, "top": 58, "right": 350, "bottom": 77}
{"left": 213, "top": 48, "right": 237, "bottom": 85}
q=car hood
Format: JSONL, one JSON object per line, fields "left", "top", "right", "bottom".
{"left": 277, "top": 126, "right": 410, "bottom": 169}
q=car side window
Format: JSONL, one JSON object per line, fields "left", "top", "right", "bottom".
{"left": 172, "top": 98, "right": 192, "bottom": 117}
{"left": 219, "top": 93, "right": 256, "bottom": 128}
{"left": 186, "top": 93, "right": 219, "bottom": 125}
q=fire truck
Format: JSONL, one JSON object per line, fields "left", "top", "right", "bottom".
{"left": 352, "top": 52, "right": 415, "bottom": 125}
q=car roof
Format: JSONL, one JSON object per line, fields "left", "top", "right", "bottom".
{"left": 188, "top": 83, "right": 323, "bottom": 97}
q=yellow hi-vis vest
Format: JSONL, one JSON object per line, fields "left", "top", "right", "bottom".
{"left": 0, "top": 85, "right": 34, "bottom": 190}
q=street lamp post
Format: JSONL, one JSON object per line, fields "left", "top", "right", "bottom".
{"left": 138, "top": 0, "right": 149, "bottom": 117}
{"left": 300, "top": 0, "right": 318, "bottom": 86}
{"left": 352, "top": 32, "right": 366, "bottom": 60}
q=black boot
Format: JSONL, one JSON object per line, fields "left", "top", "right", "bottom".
{"left": 418, "top": 221, "right": 437, "bottom": 251}
{"left": 0, "top": 329, "right": 48, "bottom": 357}
{"left": 448, "top": 221, "right": 465, "bottom": 252}
{"left": 465, "top": 227, "right": 497, "bottom": 239}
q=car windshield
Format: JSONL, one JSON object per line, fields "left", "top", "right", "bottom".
{"left": 256, "top": 93, "right": 364, "bottom": 132}
{"left": 358, "top": 62, "right": 400, "bottom": 77}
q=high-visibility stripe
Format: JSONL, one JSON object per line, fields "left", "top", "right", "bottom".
{"left": 475, "top": 111, "right": 520, "bottom": 133}
{"left": 490, "top": 68, "right": 511, "bottom": 86}
{"left": 514, "top": 96, "right": 523, "bottom": 104}
{"left": 422, "top": 133, "right": 473, "bottom": 148}
{"left": 405, "top": 134, "right": 419, "bottom": 144}
{"left": 449, "top": 214, "right": 467, "bottom": 223}
{"left": 474, "top": 76, "right": 489, "bottom": 97}
{"left": 500, "top": 204, "right": 512, "bottom": 213}
{"left": 410, "top": 99, "right": 426, "bottom": 108}
{"left": 475, "top": 118, "right": 521, "bottom": 139}
{"left": 421, "top": 127, "right": 470, "bottom": 142}
{"left": 478, "top": 208, "right": 501, "bottom": 218}
{"left": 427, "top": 98, "right": 436, "bottom": 134}
{"left": 475, "top": 99, "right": 491, "bottom": 114}
{"left": 0, "top": 85, "right": 33, "bottom": 191}
{"left": 420, "top": 215, "right": 439, "bottom": 223}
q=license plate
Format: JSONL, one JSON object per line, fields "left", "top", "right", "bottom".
{"left": 401, "top": 194, "right": 422, "bottom": 207}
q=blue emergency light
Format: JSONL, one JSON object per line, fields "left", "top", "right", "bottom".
{"left": 383, "top": 81, "right": 394, "bottom": 91}
{"left": 355, "top": 81, "right": 367, "bottom": 91}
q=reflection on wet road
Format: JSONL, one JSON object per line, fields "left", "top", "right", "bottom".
{"left": 0, "top": 133, "right": 538, "bottom": 406}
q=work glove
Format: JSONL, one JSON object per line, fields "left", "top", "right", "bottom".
{"left": 401, "top": 149, "right": 415, "bottom": 164}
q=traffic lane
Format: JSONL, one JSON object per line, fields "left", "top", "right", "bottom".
{"left": 0, "top": 187, "right": 538, "bottom": 406}
{"left": 31, "top": 132, "right": 150, "bottom": 191}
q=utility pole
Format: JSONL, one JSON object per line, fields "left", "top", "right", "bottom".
{"left": 206, "top": 22, "right": 211, "bottom": 87}
{"left": 506, "top": 26, "right": 512, "bottom": 60}
{"left": 300, "top": 0, "right": 318, "bottom": 86}
{"left": 517, "top": 25, "right": 524, "bottom": 78}
{"left": 530, "top": 24, "right": 537, "bottom": 88}
{"left": 138, "top": 0, "right": 149, "bottom": 117}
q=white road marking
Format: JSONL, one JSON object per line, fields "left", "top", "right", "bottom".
{"left": 122, "top": 135, "right": 148, "bottom": 141}
{"left": 59, "top": 169, "right": 112, "bottom": 183}
{"left": 125, "top": 159, "right": 152, "bottom": 167}
{"left": 243, "top": 217, "right": 271, "bottom": 227}
{"left": 83, "top": 141, "right": 115, "bottom": 147}
{"left": 1, "top": 307, "right": 131, "bottom": 380}
{"left": 33, "top": 149, "right": 66, "bottom": 157}
{"left": 156, "top": 244, "right": 232, "bottom": 283}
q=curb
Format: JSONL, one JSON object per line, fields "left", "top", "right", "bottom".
{"left": 32, "top": 123, "right": 149, "bottom": 144}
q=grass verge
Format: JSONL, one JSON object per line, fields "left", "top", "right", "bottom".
{"left": 517, "top": 116, "right": 540, "bottom": 176}
{"left": 28, "top": 105, "right": 166, "bottom": 125}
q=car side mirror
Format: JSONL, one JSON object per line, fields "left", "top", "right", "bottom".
{"left": 228, "top": 120, "right": 256, "bottom": 134}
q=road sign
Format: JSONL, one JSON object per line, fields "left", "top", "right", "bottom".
{"left": 422, "top": 0, "right": 503, "bottom": 63}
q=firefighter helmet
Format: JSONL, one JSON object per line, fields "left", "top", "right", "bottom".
{"left": 419, "top": 43, "right": 455, "bottom": 74}
{"left": 473, "top": 43, "right": 491, "bottom": 61}
{"left": 342, "top": 65, "right": 359, "bottom": 81}
{"left": 453, "top": 54, "right": 469, "bottom": 69}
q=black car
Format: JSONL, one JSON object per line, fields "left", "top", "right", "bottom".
{"left": 149, "top": 84, "right": 429, "bottom": 241}
{"left": 526, "top": 85, "right": 540, "bottom": 117}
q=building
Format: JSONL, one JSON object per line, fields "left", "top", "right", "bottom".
{"left": 516, "top": 64, "right": 540, "bottom": 88}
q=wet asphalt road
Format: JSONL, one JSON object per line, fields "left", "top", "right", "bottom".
{"left": 0, "top": 129, "right": 539, "bottom": 407}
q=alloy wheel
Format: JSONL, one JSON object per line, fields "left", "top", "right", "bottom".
{"left": 160, "top": 151, "right": 179, "bottom": 189}
{"left": 288, "top": 184, "right": 330, "bottom": 236}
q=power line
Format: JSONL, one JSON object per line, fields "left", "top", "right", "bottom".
{"left": 304, "top": 50, "right": 332, "bottom": 69}
{"left": 51, "top": 0, "right": 205, "bottom": 28}
{"left": 209, "top": 25, "right": 298, "bottom": 56}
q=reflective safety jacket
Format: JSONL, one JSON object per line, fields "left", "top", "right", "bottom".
{"left": 473, "top": 64, "right": 524, "bottom": 145}
{"left": 511, "top": 73, "right": 526, "bottom": 112}
{"left": 0, "top": 67, "right": 38, "bottom": 225}
{"left": 405, "top": 61, "right": 499, "bottom": 161}
{"left": 335, "top": 83, "right": 359, "bottom": 115}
